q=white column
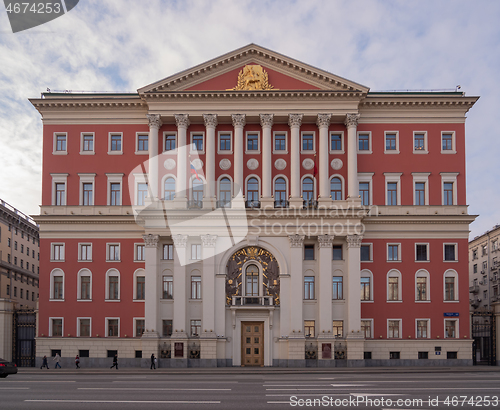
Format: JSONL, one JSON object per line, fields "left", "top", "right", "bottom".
{"left": 172, "top": 234, "right": 188, "bottom": 338}
{"left": 174, "top": 114, "right": 189, "bottom": 205}
{"left": 201, "top": 234, "right": 217, "bottom": 338}
{"left": 288, "top": 234, "right": 305, "bottom": 335}
{"left": 318, "top": 235, "right": 334, "bottom": 335}
{"left": 143, "top": 234, "right": 160, "bottom": 336}
{"left": 203, "top": 114, "right": 217, "bottom": 206}
{"left": 317, "top": 114, "right": 331, "bottom": 203}
{"left": 232, "top": 114, "right": 245, "bottom": 197}
{"left": 260, "top": 114, "right": 273, "bottom": 199}
{"left": 289, "top": 114, "right": 303, "bottom": 208}
{"left": 345, "top": 114, "right": 360, "bottom": 199}
{"left": 346, "top": 234, "right": 363, "bottom": 335}
{"left": 147, "top": 114, "right": 162, "bottom": 199}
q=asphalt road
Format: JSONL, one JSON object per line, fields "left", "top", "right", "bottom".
{"left": 1, "top": 369, "right": 499, "bottom": 409}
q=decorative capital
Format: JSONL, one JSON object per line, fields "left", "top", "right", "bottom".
{"left": 203, "top": 114, "right": 218, "bottom": 128}
{"left": 316, "top": 113, "right": 331, "bottom": 128}
{"left": 231, "top": 114, "right": 246, "bottom": 128}
{"left": 201, "top": 234, "right": 217, "bottom": 248}
{"left": 288, "top": 114, "right": 303, "bottom": 128}
{"left": 172, "top": 234, "right": 188, "bottom": 248}
{"left": 344, "top": 113, "right": 360, "bottom": 128}
{"left": 259, "top": 114, "right": 274, "bottom": 128}
{"left": 174, "top": 114, "right": 190, "bottom": 129}
{"left": 142, "top": 234, "right": 159, "bottom": 248}
{"left": 318, "top": 234, "right": 335, "bottom": 248}
{"left": 147, "top": 114, "right": 162, "bottom": 130}
{"left": 347, "top": 234, "right": 363, "bottom": 248}
{"left": 288, "top": 234, "right": 305, "bottom": 248}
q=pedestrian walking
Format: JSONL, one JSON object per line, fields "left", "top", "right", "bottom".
{"left": 110, "top": 354, "right": 118, "bottom": 369}
{"left": 75, "top": 355, "right": 80, "bottom": 369}
{"left": 40, "top": 355, "right": 49, "bottom": 369}
{"left": 53, "top": 352, "right": 62, "bottom": 369}
{"left": 150, "top": 353, "right": 156, "bottom": 370}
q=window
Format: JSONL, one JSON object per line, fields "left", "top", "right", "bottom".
{"left": 191, "top": 134, "right": 204, "bottom": 151}
{"left": 304, "top": 320, "right": 315, "bottom": 338}
{"left": 51, "top": 318, "right": 63, "bottom": 337}
{"left": 164, "top": 133, "right": 176, "bottom": 151}
{"left": 441, "top": 132, "right": 455, "bottom": 153}
{"left": 384, "top": 132, "right": 398, "bottom": 153}
{"left": 444, "top": 276, "right": 456, "bottom": 301}
{"left": 388, "top": 320, "right": 400, "bottom": 338}
{"left": 79, "top": 318, "right": 91, "bottom": 337}
{"left": 21, "top": 244, "right": 24, "bottom": 253}
{"left": 304, "top": 276, "right": 315, "bottom": 300}
{"left": 333, "top": 245, "right": 342, "bottom": 260}
{"left": 330, "top": 177, "right": 342, "bottom": 200}
{"left": 483, "top": 260, "right": 487, "bottom": 270}
{"left": 246, "top": 133, "right": 258, "bottom": 151}
{"left": 51, "top": 270, "right": 64, "bottom": 300}
{"left": 190, "top": 319, "right": 201, "bottom": 337}
{"left": 387, "top": 182, "right": 398, "bottom": 206}
{"left": 361, "top": 244, "right": 372, "bottom": 261}
{"left": 136, "top": 276, "right": 145, "bottom": 300}
{"left": 332, "top": 277, "right": 343, "bottom": 300}
{"left": 191, "top": 276, "right": 201, "bottom": 299}
{"left": 385, "top": 173, "right": 402, "bottom": 206}
{"left": 20, "top": 288, "right": 23, "bottom": 299}
{"left": 361, "top": 277, "right": 371, "bottom": 301}
{"left": 109, "top": 134, "right": 122, "bottom": 153}
{"left": 163, "top": 244, "right": 173, "bottom": 260}
{"left": 387, "top": 244, "right": 400, "bottom": 261}
{"left": 107, "top": 319, "right": 119, "bottom": 337}
{"left": 330, "top": 133, "right": 343, "bottom": 151}
{"left": 219, "top": 133, "right": 231, "bottom": 151}
{"left": 162, "top": 320, "right": 173, "bottom": 337}
{"left": 274, "top": 133, "right": 286, "bottom": 151}
{"left": 191, "top": 178, "right": 204, "bottom": 203}
{"left": 191, "top": 244, "right": 201, "bottom": 260}
{"left": 361, "top": 320, "right": 372, "bottom": 338}
{"left": 79, "top": 243, "right": 92, "bottom": 261}
{"left": 107, "top": 244, "right": 120, "bottom": 261}
{"left": 163, "top": 276, "right": 173, "bottom": 299}
{"left": 274, "top": 177, "right": 287, "bottom": 207}
{"left": 358, "top": 133, "right": 370, "bottom": 152}
{"left": 441, "top": 172, "right": 458, "bottom": 205}
{"left": 332, "top": 320, "right": 343, "bottom": 337}
{"left": 443, "top": 182, "right": 454, "bottom": 205}
{"left": 82, "top": 183, "right": 93, "bottom": 206}
{"left": 481, "top": 244, "right": 487, "bottom": 256}
{"left": 54, "top": 134, "right": 67, "bottom": 153}
{"left": 390, "top": 351, "right": 400, "bottom": 359}
{"left": 110, "top": 183, "right": 121, "bottom": 206}
{"left": 55, "top": 182, "right": 66, "bottom": 206}
{"left": 415, "top": 182, "right": 425, "bottom": 206}
{"left": 219, "top": 177, "right": 232, "bottom": 208}
{"left": 416, "top": 244, "right": 428, "bottom": 261}
{"left": 416, "top": 319, "right": 429, "bottom": 338}
{"left": 108, "top": 274, "right": 119, "bottom": 300}
{"left": 359, "top": 182, "right": 370, "bottom": 206}
{"left": 135, "top": 319, "right": 145, "bottom": 337}
{"left": 444, "top": 244, "right": 457, "bottom": 261}
{"left": 302, "top": 177, "right": 314, "bottom": 203}
{"left": 136, "top": 244, "right": 145, "bottom": 261}
{"left": 163, "top": 177, "right": 175, "bottom": 201}
{"left": 304, "top": 245, "right": 315, "bottom": 260}
{"left": 416, "top": 276, "right": 427, "bottom": 301}
{"left": 445, "top": 320, "right": 457, "bottom": 338}
{"left": 81, "top": 133, "right": 94, "bottom": 153}
{"left": 245, "top": 265, "right": 259, "bottom": 296}
{"left": 388, "top": 277, "right": 399, "bottom": 301}
{"left": 137, "top": 183, "right": 148, "bottom": 206}
{"left": 51, "top": 243, "right": 65, "bottom": 261}
{"left": 301, "top": 133, "right": 314, "bottom": 151}
{"left": 473, "top": 264, "right": 477, "bottom": 274}
{"left": 6, "top": 285, "right": 9, "bottom": 296}
{"left": 246, "top": 177, "right": 259, "bottom": 205}
{"left": 414, "top": 132, "right": 427, "bottom": 153}
{"left": 137, "top": 134, "right": 148, "bottom": 152}
{"left": 418, "top": 351, "right": 429, "bottom": 359}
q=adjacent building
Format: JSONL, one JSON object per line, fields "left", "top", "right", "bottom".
{"left": 30, "top": 44, "right": 477, "bottom": 367}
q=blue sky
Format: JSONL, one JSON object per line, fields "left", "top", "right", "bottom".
{"left": 0, "top": 0, "right": 498, "bottom": 238}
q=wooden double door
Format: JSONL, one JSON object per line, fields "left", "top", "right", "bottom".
{"left": 241, "top": 322, "right": 264, "bottom": 366}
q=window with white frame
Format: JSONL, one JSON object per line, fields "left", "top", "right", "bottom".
{"left": 302, "top": 177, "right": 315, "bottom": 203}
{"left": 385, "top": 173, "right": 402, "bottom": 206}
{"left": 51, "top": 243, "right": 65, "bottom": 262}
{"left": 191, "top": 244, "right": 201, "bottom": 260}
{"left": 135, "top": 274, "right": 145, "bottom": 300}
{"left": 52, "top": 174, "right": 68, "bottom": 206}
{"left": 387, "top": 270, "right": 402, "bottom": 301}
{"left": 50, "top": 269, "right": 64, "bottom": 300}
{"left": 361, "top": 319, "right": 373, "bottom": 338}
{"left": 441, "top": 172, "right": 458, "bottom": 205}
{"left": 387, "top": 243, "right": 400, "bottom": 261}
{"left": 384, "top": 131, "right": 399, "bottom": 153}
{"left": 273, "top": 132, "right": 287, "bottom": 152}
{"left": 190, "top": 319, "right": 201, "bottom": 337}
{"left": 164, "top": 132, "right": 177, "bottom": 152}
{"left": 163, "top": 244, "right": 174, "bottom": 260}
{"left": 361, "top": 270, "right": 373, "bottom": 301}
{"left": 332, "top": 276, "right": 343, "bottom": 300}
{"left": 360, "top": 244, "right": 372, "bottom": 261}
{"left": 301, "top": 132, "right": 315, "bottom": 153}
{"left": 246, "top": 177, "right": 260, "bottom": 206}
{"left": 416, "top": 243, "right": 429, "bottom": 261}
{"left": 413, "top": 132, "right": 428, "bottom": 153}
{"left": 79, "top": 243, "right": 92, "bottom": 261}
{"left": 330, "top": 176, "right": 343, "bottom": 200}
{"left": 445, "top": 319, "right": 458, "bottom": 338}
{"left": 358, "top": 132, "right": 371, "bottom": 153}
{"left": 106, "top": 173, "right": 123, "bottom": 206}
{"left": 191, "top": 133, "right": 204, "bottom": 152}
{"left": 358, "top": 173, "right": 373, "bottom": 206}
{"left": 53, "top": 133, "right": 67, "bottom": 154}
{"left": 274, "top": 177, "right": 287, "bottom": 207}
{"left": 79, "top": 173, "right": 95, "bottom": 206}
{"left": 78, "top": 318, "right": 91, "bottom": 337}
{"left": 81, "top": 133, "right": 95, "bottom": 154}
{"left": 416, "top": 319, "right": 429, "bottom": 338}
{"left": 134, "top": 318, "right": 145, "bottom": 337}
{"left": 218, "top": 132, "right": 232, "bottom": 153}
{"left": 218, "top": 177, "right": 232, "bottom": 208}
{"left": 330, "top": 132, "right": 344, "bottom": 153}
{"left": 50, "top": 318, "right": 63, "bottom": 337}
{"left": 412, "top": 173, "right": 430, "bottom": 206}
{"left": 106, "top": 270, "right": 120, "bottom": 300}
{"left": 107, "top": 243, "right": 120, "bottom": 261}
{"left": 388, "top": 319, "right": 401, "bottom": 338}
{"left": 163, "top": 275, "right": 173, "bottom": 299}
{"left": 106, "top": 318, "right": 119, "bottom": 337}
{"left": 304, "top": 276, "right": 315, "bottom": 300}
{"left": 136, "top": 133, "right": 149, "bottom": 153}
{"left": 415, "top": 270, "right": 430, "bottom": 301}
{"left": 78, "top": 269, "right": 92, "bottom": 300}
{"left": 304, "top": 320, "right": 315, "bottom": 338}
{"left": 191, "top": 276, "right": 201, "bottom": 299}
{"left": 137, "top": 181, "right": 148, "bottom": 206}
{"left": 135, "top": 244, "right": 145, "bottom": 261}
{"left": 332, "top": 320, "right": 343, "bottom": 337}
{"left": 108, "top": 133, "right": 123, "bottom": 154}
{"left": 163, "top": 177, "right": 176, "bottom": 201}
{"left": 441, "top": 132, "right": 456, "bottom": 153}
{"left": 246, "top": 132, "right": 259, "bottom": 153}
{"left": 444, "top": 243, "right": 457, "bottom": 261}
{"left": 444, "top": 270, "right": 458, "bottom": 301}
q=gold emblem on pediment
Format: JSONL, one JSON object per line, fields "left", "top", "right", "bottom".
{"left": 227, "top": 64, "right": 277, "bottom": 91}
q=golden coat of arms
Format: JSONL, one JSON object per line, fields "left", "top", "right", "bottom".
{"left": 228, "top": 64, "right": 276, "bottom": 91}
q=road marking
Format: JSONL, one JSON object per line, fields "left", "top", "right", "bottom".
{"left": 111, "top": 380, "right": 238, "bottom": 384}
{"left": 350, "top": 393, "right": 404, "bottom": 397}
{"left": 268, "top": 401, "right": 293, "bottom": 404}
{"left": 116, "top": 376, "right": 147, "bottom": 379}
{"left": 4, "top": 380, "right": 76, "bottom": 383}
{"left": 264, "top": 384, "right": 367, "bottom": 387}
{"left": 26, "top": 400, "right": 221, "bottom": 404}
{"left": 0, "top": 387, "right": 29, "bottom": 390}
{"left": 78, "top": 388, "right": 232, "bottom": 391}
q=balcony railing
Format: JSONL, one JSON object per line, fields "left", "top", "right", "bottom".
{"left": 303, "top": 200, "right": 318, "bottom": 209}
{"left": 245, "top": 200, "right": 261, "bottom": 209}
{"left": 469, "top": 284, "right": 479, "bottom": 294}
{"left": 187, "top": 200, "right": 203, "bottom": 209}
{"left": 231, "top": 296, "right": 274, "bottom": 306}
{"left": 216, "top": 200, "right": 231, "bottom": 209}
{"left": 274, "top": 200, "right": 289, "bottom": 209}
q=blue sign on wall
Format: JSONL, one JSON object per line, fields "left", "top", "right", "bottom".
{"left": 443, "top": 312, "right": 459, "bottom": 317}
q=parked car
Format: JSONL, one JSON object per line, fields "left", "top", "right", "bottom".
{"left": 0, "top": 358, "right": 17, "bottom": 378}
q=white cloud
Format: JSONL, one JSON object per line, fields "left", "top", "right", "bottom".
{"left": 0, "top": 0, "right": 498, "bottom": 238}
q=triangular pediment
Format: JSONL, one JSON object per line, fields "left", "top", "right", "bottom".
{"left": 138, "top": 44, "right": 369, "bottom": 94}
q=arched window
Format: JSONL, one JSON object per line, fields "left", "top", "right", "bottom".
{"left": 444, "top": 270, "right": 458, "bottom": 301}
{"left": 219, "top": 177, "right": 232, "bottom": 207}
{"left": 330, "top": 177, "right": 342, "bottom": 200}
{"left": 245, "top": 264, "right": 259, "bottom": 296}
{"left": 246, "top": 177, "right": 259, "bottom": 206}
{"left": 274, "top": 177, "right": 287, "bottom": 207}
{"left": 164, "top": 177, "right": 175, "bottom": 200}
{"left": 192, "top": 178, "right": 204, "bottom": 203}
{"left": 387, "top": 269, "right": 402, "bottom": 301}
{"left": 415, "top": 270, "right": 430, "bottom": 301}
{"left": 302, "top": 177, "right": 314, "bottom": 202}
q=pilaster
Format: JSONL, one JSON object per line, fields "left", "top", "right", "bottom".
{"left": 147, "top": 114, "right": 162, "bottom": 199}
{"left": 346, "top": 234, "right": 363, "bottom": 352}
{"left": 260, "top": 114, "right": 274, "bottom": 201}
{"left": 289, "top": 114, "right": 303, "bottom": 209}
{"left": 318, "top": 234, "right": 334, "bottom": 334}
{"left": 288, "top": 234, "right": 305, "bottom": 337}
{"left": 201, "top": 234, "right": 217, "bottom": 337}
{"left": 345, "top": 113, "right": 360, "bottom": 199}
{"left": 174, "top": 114, "right": 189, "bottom": 208}
{"left": 317, "top": 114, "right": 332, "bottom": 207}
{"left": 203, "top": 114, "right": 217, "bottom": 209}
{"left": 143, "top": 233, "right": 160, "bottom": 337}
{"left": 232, "top": 114, "right": 245, "bottom": 199}
{"left": 172, "top": 234, "right": 188, "bottom": 338}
